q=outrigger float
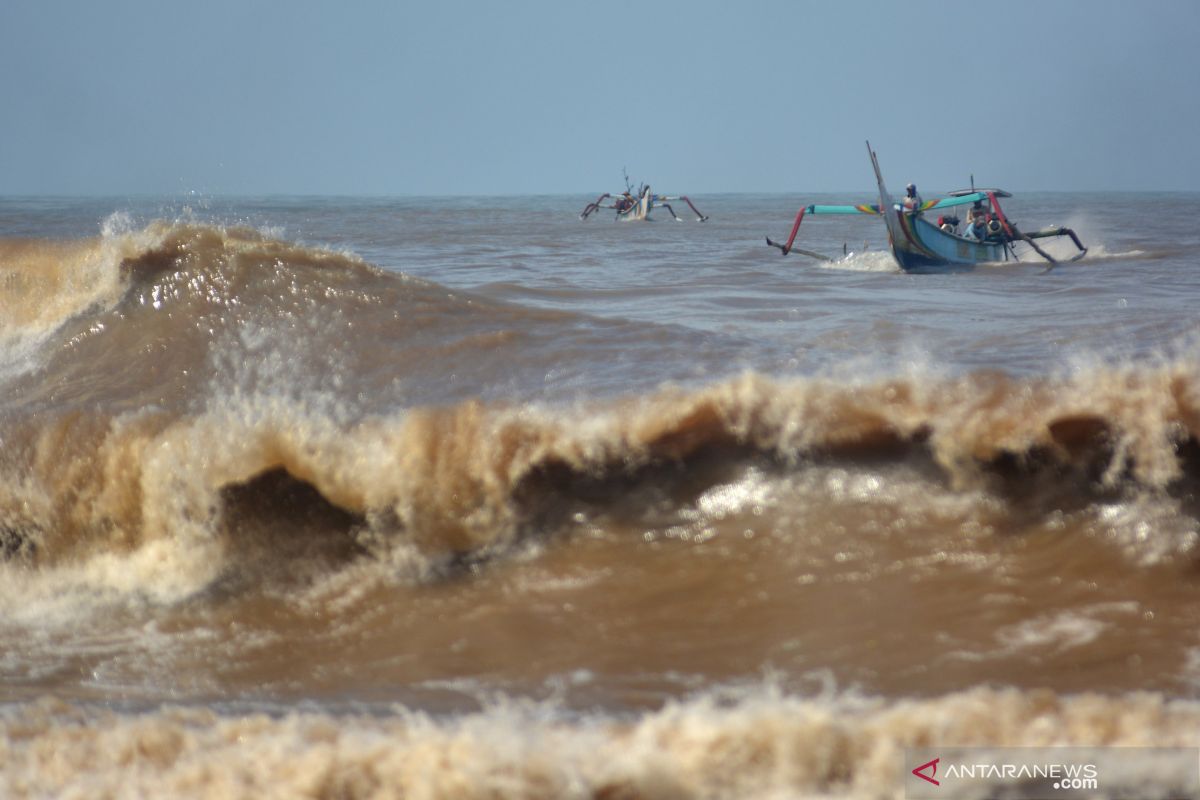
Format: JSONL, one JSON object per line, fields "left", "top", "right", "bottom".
{"left": 767, "top": 141, "right": 1086, "bottom": 272}
{"left": 580, "top": 173, "right": 708, "bottom": 222}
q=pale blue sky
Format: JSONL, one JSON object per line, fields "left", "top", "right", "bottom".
{"left": 2, "top": 1, "right": 1197, "bottom": 195}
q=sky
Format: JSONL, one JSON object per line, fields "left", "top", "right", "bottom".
{"left": 2, "top": 0, "right": 1198, "bottom": 196}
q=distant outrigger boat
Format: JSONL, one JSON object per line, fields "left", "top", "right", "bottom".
{"left": 580, "top": 173, "right": 708, "bottom": 222}
{"left": 767, "top": 141, "right": 1085, "bottom": 271}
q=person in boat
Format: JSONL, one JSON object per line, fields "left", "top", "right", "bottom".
{"left": 902, "top": 183, "right": 923, "bottom": 214}
{"left": 963, "top": 200, "right": 987, "bottom": 240}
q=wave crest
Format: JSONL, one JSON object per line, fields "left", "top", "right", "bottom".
{"left": 4, "top": 686, "right": 1198, "bottom": 798}
{"left": 3, "top": 360, "right": 1200, "bottom": 601}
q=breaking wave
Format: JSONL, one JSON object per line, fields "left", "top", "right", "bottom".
{"left": 3, "top": 686, "right": 1199, "bottom": 799}
{"left": 3, "top": 222, "right": 1200, "bottom": 605}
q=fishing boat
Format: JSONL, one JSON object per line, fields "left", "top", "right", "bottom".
{"left": 580, "top": 173, "right": 708, "bottom": 222}
{"left": 767, "top": 141, "right": 1086, "bottom": 272}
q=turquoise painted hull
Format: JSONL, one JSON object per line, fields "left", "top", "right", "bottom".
{"left": 888, "top": 212, "right": 1008, "bottom": 273}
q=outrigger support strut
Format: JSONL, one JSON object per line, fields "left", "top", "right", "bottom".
{"left": 680, "top": 196, "right": 709, "bottom": 222}
{"left": 1024, "top": 225, "right": 1088, "bottom": 271}
{"left": 766, "top": 207, "right": 807, "bottom": 256}
{"left": 986, "top": 190, "right": 1086, "bottom": 267}
{"left": 1025, "top": 226, "right": 1087, "bottom": 254}
{"left": 655, "top": 195, "right": 708, "bottom": 221}
{"left": 579, "top": 193, "right": 611, "bottom": 220}
{"left": 765, "top": 205, "right": 833, "bottom": 261}
{"left": 1012, "top": 223, "right": 1058, "bottom": 264}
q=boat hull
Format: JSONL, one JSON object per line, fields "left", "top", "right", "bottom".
{"left": 888, "top": 212, "right": 1007, "bottom": 273}
{"left": 617, "top": 192, "right": 652, "bottom": 222}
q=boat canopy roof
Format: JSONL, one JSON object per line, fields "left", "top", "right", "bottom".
{"left": 948, "top": 188, "right": 1012, "bottom": 198}
{"left": 927, "top": 192, "right": 994, "bottom": 208}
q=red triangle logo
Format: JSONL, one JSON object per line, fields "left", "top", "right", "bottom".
{"left": 912, "top": 757, "right": 940, "bottom": 786}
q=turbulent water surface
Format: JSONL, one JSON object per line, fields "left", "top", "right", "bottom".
{"left": 2, "top": 192, "right": 1200, "bottom": 797}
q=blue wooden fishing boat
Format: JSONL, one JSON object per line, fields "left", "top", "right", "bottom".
{"left": 767, "top": 142, "right": 1086, "bottom": 272}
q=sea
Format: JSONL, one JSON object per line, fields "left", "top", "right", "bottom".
{"left": 1, "top": 192, "right": 1200, "bottom": 798}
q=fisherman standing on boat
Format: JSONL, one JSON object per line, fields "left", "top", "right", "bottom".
{"left": 902, "top": 183, "right": 923, "bottom": 214}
